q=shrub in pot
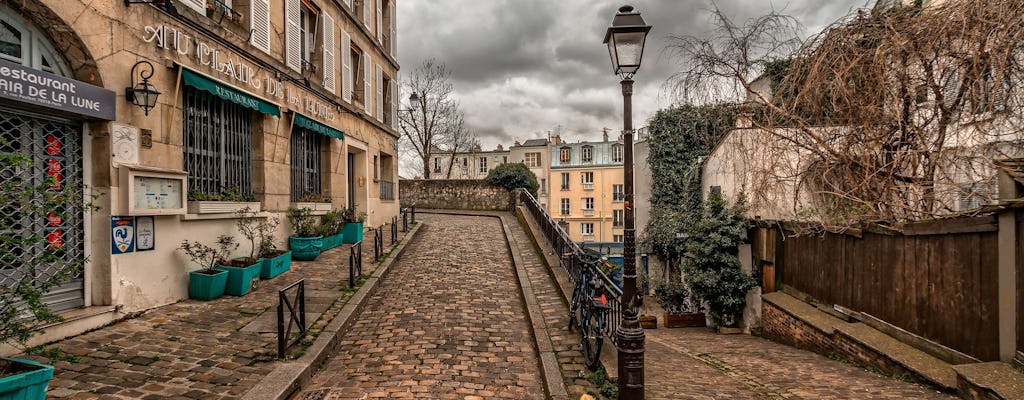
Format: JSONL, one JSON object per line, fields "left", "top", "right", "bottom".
{"left": 179, "top": 235, "right": 236, "bottom": 300}
{"left": 318, "top": 209, "right": 347, "bottom": 250}
{"left": 212, "top": 209, "right": 263, "bottom": 296}
{"left": 255, "top": 214, "right": 291, "bottom": 279}
{"left": 0, "top": 150, "right": 94, "bottom": 398}
{"left": 341, "top": 208, "right": 366, "bottom": 244}
{"left": 653, "top": 281, "right": 705, "bottom": 328}
{"left": 287, "top": 207, "right": 323, "bottom": 261}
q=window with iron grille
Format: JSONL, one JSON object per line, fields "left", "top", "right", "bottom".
{"left": 290, "top": 127, "right": 324, "bottom": 201}
{"left": 183, "top": 86, "right": 254, "bottom": 198}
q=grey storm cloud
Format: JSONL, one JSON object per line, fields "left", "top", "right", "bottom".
{"left": 398, "top": 0, "right": 868, "bottom": 156}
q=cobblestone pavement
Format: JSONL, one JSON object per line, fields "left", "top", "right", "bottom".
{"left": 25, "top": 223, "right": 409, "bottom": 400}
{"left": 644, "top": 325, "right": 957, "bottom": 399}
{"left": 294, "top": 214, "right": 546, "bottom": 399}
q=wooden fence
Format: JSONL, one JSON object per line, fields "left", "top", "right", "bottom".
{"left": 756, "top": 215, "right": 1000, "bottom": 361}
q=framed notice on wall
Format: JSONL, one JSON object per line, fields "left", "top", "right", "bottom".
{"left": 135, "top": 216, "right": 155, "bottom": 251}
{"left": 118, "top": 166, "right": 188, "bottom": 216}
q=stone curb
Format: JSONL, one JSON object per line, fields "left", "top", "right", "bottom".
{"left": 418, "top": 209, "right": 570, "bottom": 400}
{"left": 241, "top": 222, "right": 424, "bottom": 400}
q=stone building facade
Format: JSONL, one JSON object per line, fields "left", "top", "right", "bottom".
{"left": 549, "top": 135, "right": 625, "bottom": 245}
{"left": 0, "top": 0, "right": 399, "bottom": 348}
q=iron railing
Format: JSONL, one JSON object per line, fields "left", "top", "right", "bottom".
{"left": 277, "top": 279, "right": 306, "bottom": 358}
{"left": 349, "top": 241, "right": 363, "bottom": 288}
{"left": 391, "top": 216, "right": 398, "bottom": 243}
{"left": 380, "top": 180, "right": 395, "bottom": 201}
{"left": 517, "top": 189, "right": 623, "bottom": 347}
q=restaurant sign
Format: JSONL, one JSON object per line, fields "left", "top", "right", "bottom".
{"left": 0, "top": 58, "right": 116, "bottom": 120}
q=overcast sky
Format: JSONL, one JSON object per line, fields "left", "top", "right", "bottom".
{"left": 396, "top": 0, "right": 868, "bottom": 159}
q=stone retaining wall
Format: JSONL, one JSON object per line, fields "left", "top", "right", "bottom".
{"left": 399, "top": 179, "right": 513, "bottom": 211}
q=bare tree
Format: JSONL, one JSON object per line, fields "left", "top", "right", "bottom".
{"left": 397, "top": 59, "right": 473, "bottom": 179}
{"left": 667, "top": 0, "right": 1024, "bottom": 230}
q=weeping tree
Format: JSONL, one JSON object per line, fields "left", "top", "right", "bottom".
{"left": 667, "top": 0, "right": 1024, "bottom": 230}
{"left": 397, "top": 59, "right": 475, "bottom": 179}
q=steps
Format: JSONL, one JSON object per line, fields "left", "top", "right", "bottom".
{"left": 952, "top": 362, "right": 1024, "bottom": 400}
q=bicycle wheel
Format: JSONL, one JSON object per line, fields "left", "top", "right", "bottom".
{"left": 581, "top": 305, "right": 603, "bottom": 370}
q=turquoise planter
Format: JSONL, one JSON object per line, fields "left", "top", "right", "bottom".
{"left": 0, "top": 358, "right": 53, "bottom": 400}
{"left": 289, "top": 235, "right": 323, "bottom": 261}
{"left": 342, "top": 222, "right": 364, "bottom": 244}
{"left": 321, "top": 233, "right": 344, "bottom": 250}
{"left": 260, "top": 251, "right": 292, "bottom": 279}
{"left": 188, "top": 269, "right": 227, "bottom": 300}
{"left": 215, "top": 262, "right": 262, "bottom": 296}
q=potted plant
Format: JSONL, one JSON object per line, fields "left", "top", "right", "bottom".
{"left": 179, "top": 235, "right": 236, "bottom": 300}
{"left": 318, "top": 209, "right": 347, "bottom": 250}
{"left": 287, "top": 207, "right": 323, "bottom": 261}
{"left": 653, "top": 280, "right": 705, "bottom": 328}
{"left": 187, "top": 186, "right": 260, "bottom": 214}
{"left": 212, "top": 209, "right": 264, "bottom": 296}
{"left": 341, "top": 208, "right": 366, "bottom": 244}
{"left": 0, "top": 150, "right": 94, "bottom": 398}
{"left": 257, "top": 214, "right": 291, "bottom": 279}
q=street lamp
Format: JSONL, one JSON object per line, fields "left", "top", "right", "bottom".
{"left": 604, "top": 5, "right": 651, "bottom": 400}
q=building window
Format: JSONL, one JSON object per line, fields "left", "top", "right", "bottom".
{"left": 581, "top": 223, "right": 594, "bottom": 236}
{"left": 583, "top": 197, "right": 594, "bottom": 210}
{"left": 540, "top": 178, "right": 547, "bottom": 194}
{"left": 613, "top": 234, "right": 624, "bottom": 243}
{"left": 433, "top": 157, "right": 441, "bottom": 173}
{"left": 479, "top": 157, "right": 488, "bottom": 173}
{"left": 612, "top": 184, "right": 624, "bottom": 202}
{"left": 560, "top": 198, "right": 570, "bottom": 215}
{"left": 561, "top": 172, "right": 570, "bottom": 190}
{"left": 0, "top": 13, "right": 68, "bottom": 76}
{"left": 581, "top": 171, "right": 594, "bottom": 189}
{"left": 290, "top": 127, "right": 324, "bottom": 201}
{"left": 383, "top": 74, "right": 394, "bottom": 124}
{"left": 372, "top": 154, "right": 379, "bottom": 181}
{"left": 503, "top": 155, "right": 508, "bottom": 164}
{"left": 612, "top": 144, "right": 623, "bottom": 163}
{"left": 525, "top": 152, "right": 541, "bottom": 167}
{"left": 613, "top": 209, "right": 624, "bottom": 227}
{"left": 350, "top": 46, "right": 364, "bottom": 103}
{"left": 299, "top": 0, "right": 318, "bottom": 70}
{"left": 559, "top": 147, "right": 571, "bottom": 163}
{"left": 183, "top": 86, "right": 254, "bottom": 198}
{"left": 581, "top": 145, "right": 593, "bottom": 163}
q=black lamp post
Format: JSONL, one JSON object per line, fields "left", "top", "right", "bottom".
{"left": 604, "top": 5, "right": 651, "bottom": 399}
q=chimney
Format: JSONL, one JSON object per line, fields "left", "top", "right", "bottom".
{"left": 514, "top": 140, "right": 521, "bottom": 146}
{"left": 472, "top": 144, "right": 482, "bottom": 152}
{"left": 552, "top": 135, "right": 561, "bottom": 145}
{"left": 496, "top": 144, "right": 504, "bottom": 151}
{"left": 602, "top": 128, "right": 609, "bottom": 142}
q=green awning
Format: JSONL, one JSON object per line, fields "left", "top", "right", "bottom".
{"left": 181, "top": 69, "right": 280, "bottom": 117}
{"left": 294, "top": 112, "right": 344, "bottom": 140}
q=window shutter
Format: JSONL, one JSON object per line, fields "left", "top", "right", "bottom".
{"left": 179, "top": 0, "right": 205, "bottom": 15}
{"left": 285, "top": 0, "right": 301, "bottom": 72}
{"left": 363, "top": 0, "right": 372, "bottom": 27}
{"left": 249, "top": 0, "right": 272, "bottom": 54}
{"left": 341, "top": 31, "right": 352, "bottom": 103}
{"left": 376, "top": 0, "right": 383, "bottom": 43}
{"left": 389, "top": 1, "right": 396, "bottom": 57}
{"left": 391, "top": 77, "right": 398, "bottom": 127}
{"left": 343, "top": 0, "right": 351, "bottom": 8}
{"left": 363, "top": 52, "right": 372, "bottom": 117}
{"left": 376, "top": 65, "right": 384, "bottom": 121}
{"left": 322, "top": 13, "right": 336, "bottom": 94}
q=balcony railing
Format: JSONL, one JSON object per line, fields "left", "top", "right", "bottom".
{"left": 583, "top": 209, "right": 594, "bottom": 217}
{"left": 516, "top": 189, "right": 623, "bottom": 348}
{"left": 380, "top": 180, "right": 395, "bottom": 201}
{"left": 583, "top": 183, "right": 594, "bottom": 190}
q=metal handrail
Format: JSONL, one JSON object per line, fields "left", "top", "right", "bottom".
{"left": 277, "top": 279, "right": 306, "bottom": 358}
{"left": 516, "top": 189, "right": 623, "bottom": 347}
{"left": 349, "top": 241, "right": 363, "bottom": 288}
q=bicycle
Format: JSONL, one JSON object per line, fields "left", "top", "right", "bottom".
{"left": 568, "top": 257, "right": 611, "bottom": 370}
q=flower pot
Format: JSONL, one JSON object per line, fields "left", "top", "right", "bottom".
{"left": 664, "top": 312, "right": 706, "bottom": 328}
{"left": 188, "top": 269, "right": 228, "bottom": 300}
{"left": 215, "top": 261, "right": 262, "bottom": 296}
{"left": 0, "top": 358, "right": 53, "bottom": 400}
{"left": 321, "top": 232, "right": 344, "bottom": 250}
{"left": 289, "top": 235, "right": 323, "bottom": 261}
{"left": 639, "top": 315, "right": 657, "bottom": 329}
{"left": 260, "top": 251, "right": 292, "bottom": 279}
{"left": 342, "top": 222, "right": 363, "bottom": 244}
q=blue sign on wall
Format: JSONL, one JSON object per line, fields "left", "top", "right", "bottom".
{"left": 111, "top": 216, "right": 135, "bottom": 254}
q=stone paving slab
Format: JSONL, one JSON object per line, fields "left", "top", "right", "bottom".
{"left": 22, "top": 222, "right": 414, "bottom": 400}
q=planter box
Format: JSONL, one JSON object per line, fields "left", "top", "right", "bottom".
{"left": 187, "top": 201, "right": 260, "bottom": 214}
{"left": 0, "top": 358, "right": 53, "bottom": 400}
{"left": 215, "top": 261, "right": 262, "bottom": 296}
{"left": 639, "top": 315, "right": 658, "bottom": 329}
{"left": 260, "top": 251, "right": 292, "bottom": 279}
{"left": 342, "top": 222, "right": 364, "bottom": 244}
{"left": 289, "top": 235, "right": 323, "bottom": 261}
{"left": 321, "top": 233, "right": 345, "bottom": 250}
{"left": 188, "top": 269, "right": 227, "bottom": 300}
{"left": 290, "top": 202, "right": 332, "bottom": 212}
{"left": 718, "top": 326, "right": 742, "bottom": 335}
{"left": 664, "top": 312, "right": 706, "bottom": 328}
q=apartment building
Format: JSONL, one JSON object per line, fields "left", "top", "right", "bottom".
{"left": 0, "top": 0, "right": 399, "bottom": 342}
{"left": 509, "top": 138, "right": 551, "bottom": 209}
{"left": 428, "top": 144, "right": 510, "bottom": 179}
{"left": 550, "top": 134, "right": 625, "bottom": 244}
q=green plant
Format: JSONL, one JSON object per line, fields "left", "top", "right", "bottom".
{"left": 485, "top": 162, "right": 539, "bottom": 197}
{"left": 343, "top": 208, "right": 366, "bottom": 223}
{"left": 257, "top": 214, "right": 284, "bottom": 258}
{"left": 178, "top": 235, "right": 238, "bottom": 271}
{"left": 235, "top": 207, "right": 262, "bottom": 262}
{"left": 653, "top": 281, "right": 700, "bottom": 314}
{"left": 318, "top": 209, "right": 347, "bottom": 236}
{"left": 682, "top": 193, "right": 757, "bottom": 327}
{"left": 188, "top": 186, "right": 256, "bottom": 202}
{"left": 294, "top": 193, "right": 330, "bottom": 203}
{"left": 0, "top": 149, "right": 96, "bottom": 354}
{"left": 287, "top": 207, "right": 320, "bottom": 237}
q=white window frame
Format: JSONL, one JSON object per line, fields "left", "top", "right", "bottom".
{"left": 560, "top": 198, "right": 570, "bottom": 215}
{"left": 560, "top": 172, "right": 570, "bottom": 190}
{"left": 581, "top": 223, "right": 594, "bottom": 236}
{"left": 479, "top": 157, "right": 488, "bottom": 173}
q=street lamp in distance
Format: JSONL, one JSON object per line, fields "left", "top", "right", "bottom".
{"left": 604, "top": 5, "right": 651, "bottom": 400}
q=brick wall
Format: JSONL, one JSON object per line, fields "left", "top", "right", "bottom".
{"left": 399, "top": 179, "right": 513, "bottom": 211}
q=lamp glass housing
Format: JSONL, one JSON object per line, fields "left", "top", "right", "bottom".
{"left": 603, "top": 6, "right": 652, "bottom": 76}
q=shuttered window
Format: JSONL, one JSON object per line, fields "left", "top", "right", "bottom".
{"left": 290, "top": 127, "right": 324, "bottom": 201}
{"left": 183, "top": 86, "right": 254, "bottom": 198}
{"left": 390, "top": 77, "right": 398, "bottom": 127}
{"left": 250, "top": 0, "right": 271, "bottom": 54}
{"left": 179, "top": 0, "right": 206, "bottom": 15}
{"left": 363, "top": 52, "right": 372, "bottom": 117}
{"left": 285, "top": 0, "right": 302, "bottom": 72}
{"left": 322, "top": 13, "right": 336, "bottom": 94}
{"left": 375, "top": 65, "right": 384, "bottom": 122}
{"left": 341, "top": 31, "right": 352, "bottom": 102}
{"left": 389, "top": 1, "right": 396, "bottom": 57}
{"left": 363, "top": 0, "right": 372, "bottom": 27}
{"left": 376, "top": 0, "right": 383, "bottom": 43}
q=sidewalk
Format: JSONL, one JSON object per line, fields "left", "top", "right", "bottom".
{"left": 22, "top": 222, "right": 416, "bottom": 400}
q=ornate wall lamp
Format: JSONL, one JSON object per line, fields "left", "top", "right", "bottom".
{"left": 126, "top": 61, "right": 162, "bottom": 116}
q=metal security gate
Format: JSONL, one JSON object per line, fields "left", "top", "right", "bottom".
{"left": 183, "top": 86, "right": 254, "bottom": 197}
{"left": 0, "top": 107, "right": 85, "bottom": 312}
{"left": 290, "top": 127, "right": 323, "bottom": 201}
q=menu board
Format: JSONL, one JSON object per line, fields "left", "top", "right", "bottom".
{"left": 133, "top": 176, "right": 183, "bottom": 211}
